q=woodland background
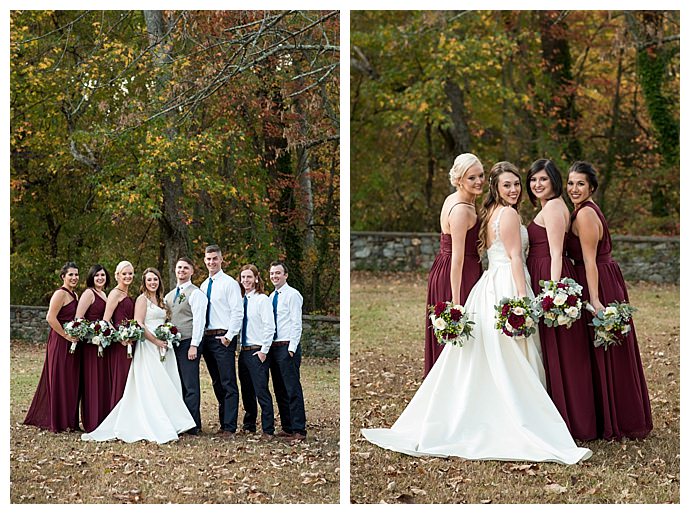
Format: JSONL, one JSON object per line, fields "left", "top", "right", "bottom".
{"left": 350, "top": 10, "right": 679, "bottom": 234}
{"left": 10, "top": 10, "right": 340, "bottom": 314}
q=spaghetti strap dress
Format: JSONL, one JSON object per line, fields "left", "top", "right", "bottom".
{"left": 424, "top": 212, "right": 482, "bottom": 377}
{"left": 80, "top": 291, "right": 110, "bottom": 432}
{"left": 526, "top": 221, "right": 597, "bottom": 440}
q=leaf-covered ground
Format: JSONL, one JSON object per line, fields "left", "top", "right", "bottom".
{"left": 350, "top": 271, "right": 679, "bottom": 504}
{"left": 10, "top": 342, "right": 339, "bottom": 504}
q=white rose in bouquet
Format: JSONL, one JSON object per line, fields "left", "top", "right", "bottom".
{"left": 554, "top": 293, "right": 568, "bottom": 306}
{"left": 433, "top": 317, "right": 447, "bottom": 331}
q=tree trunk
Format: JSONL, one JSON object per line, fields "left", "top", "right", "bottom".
{"left": 537, "top": 11, "right": 582, "bottom": 160}
{"left": 144, "top": 10, "right": 191, "bottom": 287}
{"left": 597, "top": 47, "right": 625, "bottom": 214}
{"left": 441, "top": 79, "right": 472, "bottom": 159}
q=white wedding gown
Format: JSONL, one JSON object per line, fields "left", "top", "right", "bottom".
{"left": 362, "top": 207, "right": 592, "bottom": 464}
{"left": 82, "top": 299, "right": 196, "bottom": 444}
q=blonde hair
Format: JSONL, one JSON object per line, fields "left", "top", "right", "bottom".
{"left": 115, "top": 261, "right": 134, "bottom": 279}
{"left": 449, "top": 153, "right": 482, "bottom": 188}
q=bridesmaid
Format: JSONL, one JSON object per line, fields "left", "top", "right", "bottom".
{"left": 75, "top": 264, "right": 111, "bottom": 432}
{"left": 525, "top": 159, "right": 597, "bottom": 440}
{"left": 565, "top": 161, "right": 653, "bottom": 440}
{"left": 103, "top": 260, "right": 136, "bottom": 411}
{"left": 24, "top": 262, "right": 82, "bottom": 432}
{"left": 424, "top": 153, "right": 485, "bottom": 377}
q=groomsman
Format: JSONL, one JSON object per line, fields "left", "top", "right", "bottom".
{"left": 268, "top": 261, "right": 307, "bottom": 442}
{"left": 164, "top": 257, "right": 207, "bottom": 435}
{"left": 200, "top": 245, "right": 244, "bottom": 437}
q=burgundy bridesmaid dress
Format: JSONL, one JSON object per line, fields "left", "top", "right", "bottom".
{"left": 565, "top": 201, "right": 653, "bottom": 440}
{"left": 24, "top": 287, "right": 81, "bottom": 432}
{"left": 526, "top": 221, "right": 597, "bottom": 440}
{"left": 80, "top": 291, "right": 110, "bottom": 432}
{"left": 424, "top": 219, "right": 482, "bottom": 377}
{"left": 107, "top": 296, "right": 135, "bottom": 411}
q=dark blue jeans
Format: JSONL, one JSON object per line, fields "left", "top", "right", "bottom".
{"left": 202, "top": 334, "right": 238, "bottom": 432}
{"left": 268, "top": 345, "right": 306, "bottom": 435}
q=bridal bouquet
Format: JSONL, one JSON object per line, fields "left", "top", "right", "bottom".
{"left": 63, "top": 318, "right": 91, "bottom": 353}
{"left": 533, "top": 278, "right": 584, "bottom": 329}
{"left": 115, "top": 319, "right": 143, "bottom": 358}
{"left": 428, "top": 301, "right": 474, "bottom": 347}
{"left": 89, "top": 319, "right": 114, "bottom": 357}
{"left": 495, "top": 297, "right": 539, "bottom": 341}
{"left": 587, "top": 301, "right": 637, "bottom": 350}
{"left": 154, "top": 323, "right": 182, "bottom": 361}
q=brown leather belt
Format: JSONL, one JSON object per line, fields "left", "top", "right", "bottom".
{"left": 204, "top": 329, "right": 227, "bottom": 336}
{"left": 241, "top": 345, "right": 262, "bottom": 351}
{"left": 272, "top": 340, "right": 289, "bottom": 347}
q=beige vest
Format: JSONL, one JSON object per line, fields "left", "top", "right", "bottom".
{"left": 164, "top": 283, "right": 199, "bottom": 340}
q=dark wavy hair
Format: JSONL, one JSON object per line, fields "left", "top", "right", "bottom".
{"left": 59, "top": 262, "right": 78, "bottom": 279}
{"left": 567, "top": 161, "right": 599, "bottom": 193}
{"left": 526, "top": 159, "right": 564, "bottom": 206}
{"left": 478, "top": 161, "right": 522, "bottom": 256}
{"left": 86, "top": 264, "right": 110, "bottom": 290}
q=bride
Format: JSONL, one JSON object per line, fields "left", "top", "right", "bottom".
{"left": 82, "top": 267, "right": 196, "bottom": 444}
{"left": 362, "top": 161, "right": 592, "bottom": 464}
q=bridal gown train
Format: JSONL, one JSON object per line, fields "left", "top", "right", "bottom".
{"left": 82, "top": 299, "right": 196, "bottom": 444}
{"left": 362, "top": 207, "right": 592, "bottom": 464}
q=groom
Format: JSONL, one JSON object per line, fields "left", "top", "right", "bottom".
{"left": 164, "top": 257, "right": 208, "bottom": 435}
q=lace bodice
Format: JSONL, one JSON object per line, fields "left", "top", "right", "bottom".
{"left": 144, "top": 298, "right": 167, "bottom": 334}
{"left": 487, "top": 206, "right": 529, "bottom": 266}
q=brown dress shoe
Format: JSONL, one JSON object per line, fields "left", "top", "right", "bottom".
{"left": 275, "top": 430, "right": 293, "bottom": 438}
{"left": 260, "top": 433, "right": 274, "bottom": 441}
{"left": 287, "top": 432, "right": 306, "bottom": 442}
{"left": 217, "top": 430, "right": 236, "bottom": 439}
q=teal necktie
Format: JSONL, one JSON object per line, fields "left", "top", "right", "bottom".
{"left": 174, "top": 286, "right": 180, "bottom": 302}
{"left": 205, "top": 278, "right": 213, "bottom": 328}
{"left": 242, "top": 295, "right": 248, "bottom": 346}
{"left": 272, "top": 291, "right": 278, "bottom": 340}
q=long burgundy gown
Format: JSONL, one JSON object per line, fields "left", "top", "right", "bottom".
{"left": 107, "top": 295, "right": 135, "bottom": 411}
{"left": 526, "top": 221, "right": 597, "bottom": 440}
{"left": 80, "top": 291, "right": 110, "bottom": 432}
{"left": 424, "top": 219, "right": 482, "bottom": 377}
{"left": 565, "top": 201, "right": 653, "bottom": 440}
{"left": 24, "top": 287, "right": 81, "bottom": 432}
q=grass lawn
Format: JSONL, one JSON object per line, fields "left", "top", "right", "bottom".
{"left": 10, "top": 343, "right": 339, "bottom": 504}
{"left": 350, "top": 271, "right": 679, "bottom": 504}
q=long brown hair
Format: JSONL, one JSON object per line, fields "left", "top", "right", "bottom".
{"left": 139, "top": 267, "right": 166, "bottom": 310}
{"left": 237, "top": 264, "right": 265, "bottom": 295}
{"left": 477, "top": 161, "right": 522, "bottom": 256}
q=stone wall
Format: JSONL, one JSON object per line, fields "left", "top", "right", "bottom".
{"left": 10, "top": 306, "right": 340, "bottom": 359}
{"left": 351, "top": 231, "right": 679, "bottom": 283}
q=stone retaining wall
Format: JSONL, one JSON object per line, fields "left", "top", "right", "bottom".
{"left": 9, "top": 306, "right": 340, "bottom": 358}
{"left": 351, "top": 231, "right": 679, "bottom": 283}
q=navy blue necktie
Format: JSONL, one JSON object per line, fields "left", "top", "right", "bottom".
{"left": 205, "top": 278, "right": 213, "bottom": 328}
{"left": 272, "top": 291, "right": 278, "bottom": 340}
{"left": 242, "top": 295, "right": 248, "bottom": 346}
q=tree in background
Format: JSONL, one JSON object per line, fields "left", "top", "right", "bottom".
{"left": 11, "top": 10, "right": 340, "bottom": 313}
{"left": 350, "top": 10, "right": 678, "bottom": 235}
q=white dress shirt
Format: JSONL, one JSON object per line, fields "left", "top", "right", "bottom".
{"left": 269, "top": 282, "right": 303, "bottom": 354}
{"left": 176, "top": 280, "right": 208, "bottom": 347}
{"left": 199, "top": 269, "right": 243, "bottom": 340}
{"left": 242, "top": 291, "right": 275, "bottom": 354}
